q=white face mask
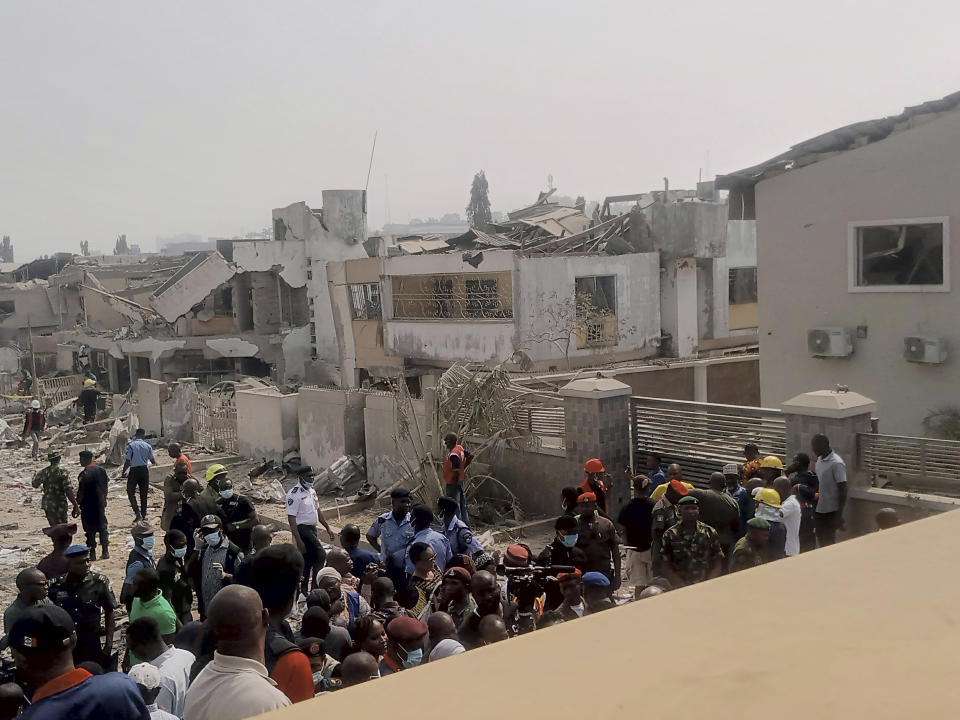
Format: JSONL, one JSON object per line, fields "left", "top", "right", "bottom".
{"left": 204, "top": 532, "right": 221, "bottom": 546}
{"left": 141, "top": 536, "right": 155, "bottom": 551}
{"left": 219, "top": 489, "right": 235, "bottom": 500}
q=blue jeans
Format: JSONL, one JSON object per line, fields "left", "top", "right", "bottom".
{"left": 445, "top": 483, "right": 469, "bottom": 527}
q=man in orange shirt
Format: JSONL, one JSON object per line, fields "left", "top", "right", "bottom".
{"left": 248, "top": 544, "right": 315, "bottom": 703}
{"left": 167, "top": 444, "right": 192, "bottom": 476}
{"left": 441, "top": 433, "right": 473, "bottom": 526}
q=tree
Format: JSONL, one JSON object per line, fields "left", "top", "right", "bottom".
{"left": 466, "top": 171, "right": 492, "bottom": 230}
{"left": 79, "top": 240, "right": 90, "bottom": 256}
{"left": 0, "top": 236, "right": 12, "bottom": 263}
{"left": 923, "top": 408, "right": 960, "bottom": 440}
{"left": 114, "top": 234, "right": 128, "bottom": 255}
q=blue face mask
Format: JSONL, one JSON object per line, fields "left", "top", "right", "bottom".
{"left": 141, "top": 536, "right": 155, "bottom": 551}
{"left": 401, "top": 647, "right": 423, "bottom": 668}
{"left": 561, "top": 533, "right": 579, "bottom": 548}
{"left": 172, "top": 547, "right": 187, "bottom": 558}
{"left": 219, "top": 489, "right": 235, "bottom": 499}
{"left": 204, "top": 532, "right": 221, "bottom": 546}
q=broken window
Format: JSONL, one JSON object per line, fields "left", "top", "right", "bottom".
{"left": 0, "top": 300, "right": 14, "bottom": 316}
{"left": 575, "top": 276, "right": 617, "bottom": 347}
{"left": 349, "top": 283, "right": 382, "bottom": 320}
{"left": 728, "top": 267, "right": 758, "bottom": 304}
{"left": 853, "top": 220, "right": 946, "bottom": 289}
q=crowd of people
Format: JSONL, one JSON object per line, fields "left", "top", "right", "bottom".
{"left": 1, "top": 427, "right": 900, "bottom": 720}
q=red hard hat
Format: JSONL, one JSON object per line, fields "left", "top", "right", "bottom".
{"left": 584, "top": 458, "right": 605, "bottom": 473}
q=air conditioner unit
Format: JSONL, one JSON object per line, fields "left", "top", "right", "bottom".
{"left": 904, "top": 336, "right": 947, "bottom": 364}
{"left": 807, "top": 327, "right": 853, "bottom": 357}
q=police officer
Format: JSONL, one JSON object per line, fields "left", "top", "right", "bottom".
{"left": 366, "top": 488, "right": 415, "bottom": 591}
{"left": 77, "top": 450, "right": 110, "bottom": 561}
{"left": 437, "top": 496, "right": 483, "bottom": 558}
{"left": 286, "top": 467, "right": 334, "bottom": 594}
{"left": 49, "top": 544, "right": 118, "bottom": 666}
{"left": 405, "top": 505, "right": 452, "bottom": 575}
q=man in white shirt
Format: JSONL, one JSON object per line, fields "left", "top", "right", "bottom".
{"left": 126, "top": 616, "right": 195, "bottom": 718}
{"left": 128, "top": 663, "right": 179, "bottom": 720}
{"left": 286, "top": 469, "right": 334, "bottom": 594}
{"left": 184, "top": 585, "right": 290, "bottom": 720}
{"left": 773, "top": 477, "right": 801, "bottom": 556}
{"left": 812, "top": 434, "right": 847, "bottom": 547}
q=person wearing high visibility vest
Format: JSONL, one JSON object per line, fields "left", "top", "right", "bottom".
{"left": 441, "top": 433, "right": 473, "bottom": 526}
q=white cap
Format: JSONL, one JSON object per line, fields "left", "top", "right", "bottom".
{"left": 128, "top": 662, "right": 161, "bottom": 689}
{"left": 31, "top": 400, "right": 41, "bottom": 409}
{"left": 722, "top": 463, "right": 739, "bottom": 476}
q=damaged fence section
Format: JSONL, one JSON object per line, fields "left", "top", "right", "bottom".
{"left": 193, "top": 389, "right": 238, "bottom": 453}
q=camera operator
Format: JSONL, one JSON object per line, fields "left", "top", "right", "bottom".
{"left": 536, "top": 517, "right": 586, "bottom": 609}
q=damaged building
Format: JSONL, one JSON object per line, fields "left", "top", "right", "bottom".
{"left": 4, "top": 190, "right": 369, "bottom": 393}
{"left": 327, "top": 187, "right": 757, "bottom": 385}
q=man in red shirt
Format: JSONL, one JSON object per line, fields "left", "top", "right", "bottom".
{"left": 579, "top": 458, "right": 611, "bottom": 514}
{"left": 166, "top": 444, "right": 192, "bottom": 476}
{"left": 441, "top": 433, "right": 473, "bottom": 526}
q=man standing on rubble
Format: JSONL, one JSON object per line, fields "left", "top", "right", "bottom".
{"left": 442, "top": 433, "right": 473, "bottom": 525}
{"left": 77, "top": 450, "right": 110, "bottom": 560}
{"left": 122, "top": 429, "right": 157, "bottom": 522}
{"left": 78, "top": 379, "right": 100, "bottom": 423}
{"left": 32, "top": 451, "right": 79, "bottom": 526}
{"left": 22, "top": 399, "right": 46, "bottom": 459}
{"left": 286, "top": 468, "right": 332, "bottom": 595}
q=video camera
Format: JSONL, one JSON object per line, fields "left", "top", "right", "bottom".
{"left": 500, "top": 564, "right": 576, "bottom": 596}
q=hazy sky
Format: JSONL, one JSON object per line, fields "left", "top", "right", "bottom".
{"left": 2, "top": 1, "right": 958, "bottom": 260}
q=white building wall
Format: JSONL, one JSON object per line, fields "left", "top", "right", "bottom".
{"left": 517, "top": 253, "right": 661, "bottom": 363}
{"left": 755, "top": 107, "right": 960, "bottom": 435}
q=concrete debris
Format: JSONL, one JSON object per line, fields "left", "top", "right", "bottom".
{"left": 312, "top": 455, "right": 366, "bottom": 496}
{"left": 0, "top": 419, "right": 19, "bottom": 444}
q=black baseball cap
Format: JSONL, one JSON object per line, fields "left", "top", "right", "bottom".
{"left": 8, "top": 606, "right": 76, "bottom": 653}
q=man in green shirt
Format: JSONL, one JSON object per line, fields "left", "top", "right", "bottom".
{"left": 129, "top": 568, "right": 179, "bottom": 665}
{"left": 32, "top": 452, "right": 79, "bottom": 526}
{"left": 658, "top": 495, "right": 723, "bottom": 588}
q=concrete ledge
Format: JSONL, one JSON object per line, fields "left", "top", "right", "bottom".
{"left": 849, "top": 485, "right": 960, "bottom": 512}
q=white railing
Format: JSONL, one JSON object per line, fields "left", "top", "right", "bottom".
{"left": 858, "top": 432, "right": 960, "bottom": 494}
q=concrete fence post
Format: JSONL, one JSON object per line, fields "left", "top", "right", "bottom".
{"left": 560, "top": 374, "right": 632, "bottom": 514}
{"left": 781, "top": 389, "right": 877, "bottom": 481}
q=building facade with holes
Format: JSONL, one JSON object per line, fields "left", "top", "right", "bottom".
{"left": 368, "top": 249, "right": 663, "bottom": 376}
{"left": 719, "top": 92, "right": 960, "bottom": 436}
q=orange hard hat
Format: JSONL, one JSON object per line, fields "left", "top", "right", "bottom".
{"left": 584, "top": 458, "right": 605, "bottom": 473}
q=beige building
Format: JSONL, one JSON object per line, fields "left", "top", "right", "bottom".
{"left": 719, "top": 91, "right": 960, "bottom": 435}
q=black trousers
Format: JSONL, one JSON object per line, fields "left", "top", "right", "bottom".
{"left": 127, "top": 466, "right": 150, "bottom": 518}
{"left": 81, "top": 505, "right": 109, "bottom": 552}
{"left": 815, "top": 511, "right": 840, "bottom": 547}
{"left": 297, "top": 523, "right": 326, "bottom": 593}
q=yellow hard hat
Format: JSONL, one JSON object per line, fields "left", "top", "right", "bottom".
{"left": 755, "top": 487, "right": 782, "bottom": 508}
{"left": 83, "top": 379, "right": 95, "bottom": 387}
{"left": 205, "top": 464, "right": 228, "bottom": 482}
{"left": 759, "top": 455, "right": 784, "bottom": 470}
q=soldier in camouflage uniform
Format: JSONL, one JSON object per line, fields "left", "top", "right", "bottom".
{"left": 650, "top": 478, "right": 687, "bottom": 566}
{"left": 659, "top": 495, "right": 723, "bottom": 588}
{"left": 31, "top": 451, "right": 79, "bottom": 526}
{"left": 730, "top": 517, "right": 770, "bottom": 573}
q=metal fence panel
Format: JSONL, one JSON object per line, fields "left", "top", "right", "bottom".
{"left": 193, "top": 391, "right": 237, "bottom": 453}
{"left": 38, "top": 375, "right": 84, "bottom": 406}
{"left": 631, "top": 395, "right": 786, "bottom": 485}
{"left": 858, "top": 432, "right": 960, "bottom": 493}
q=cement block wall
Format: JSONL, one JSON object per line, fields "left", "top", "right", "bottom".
{"left": 137, "top": 379, "right": 167, "bottom": 436}
{"left": 236, "top": 388, "right": 300, "bottom": 461}
{"left": 298, "top": 387, "right": 366, "bottom": 471}
{"left": 251, "top": 272, "right": 281, "bottom": 332}
{"left": 364, "top": 393, "right": 427, "bottom": 489}
{"left": 484, "top": 446, "right": 572, "bottom": 518}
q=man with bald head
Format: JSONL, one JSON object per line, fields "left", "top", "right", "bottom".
{"left": 427, "top": 611, "right": 464, "bottom": 661}
{"left": 340, "top": 652, "right": 379, "bottom": 687}
{"left": 479, "top": 615, "right": 508, "bottom": 645}
{"left": 3, "top": 568, "right": 50, "bottom": 637}
{"left": 183, "top": 585, "right": 290, "bottom": 720}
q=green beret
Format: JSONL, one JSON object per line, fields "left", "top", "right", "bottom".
{"left": 676, "top": 495, "right": 699, "bottom": 506}
{"left": 747, "top": 517, "right": 770, "bottom": 530}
